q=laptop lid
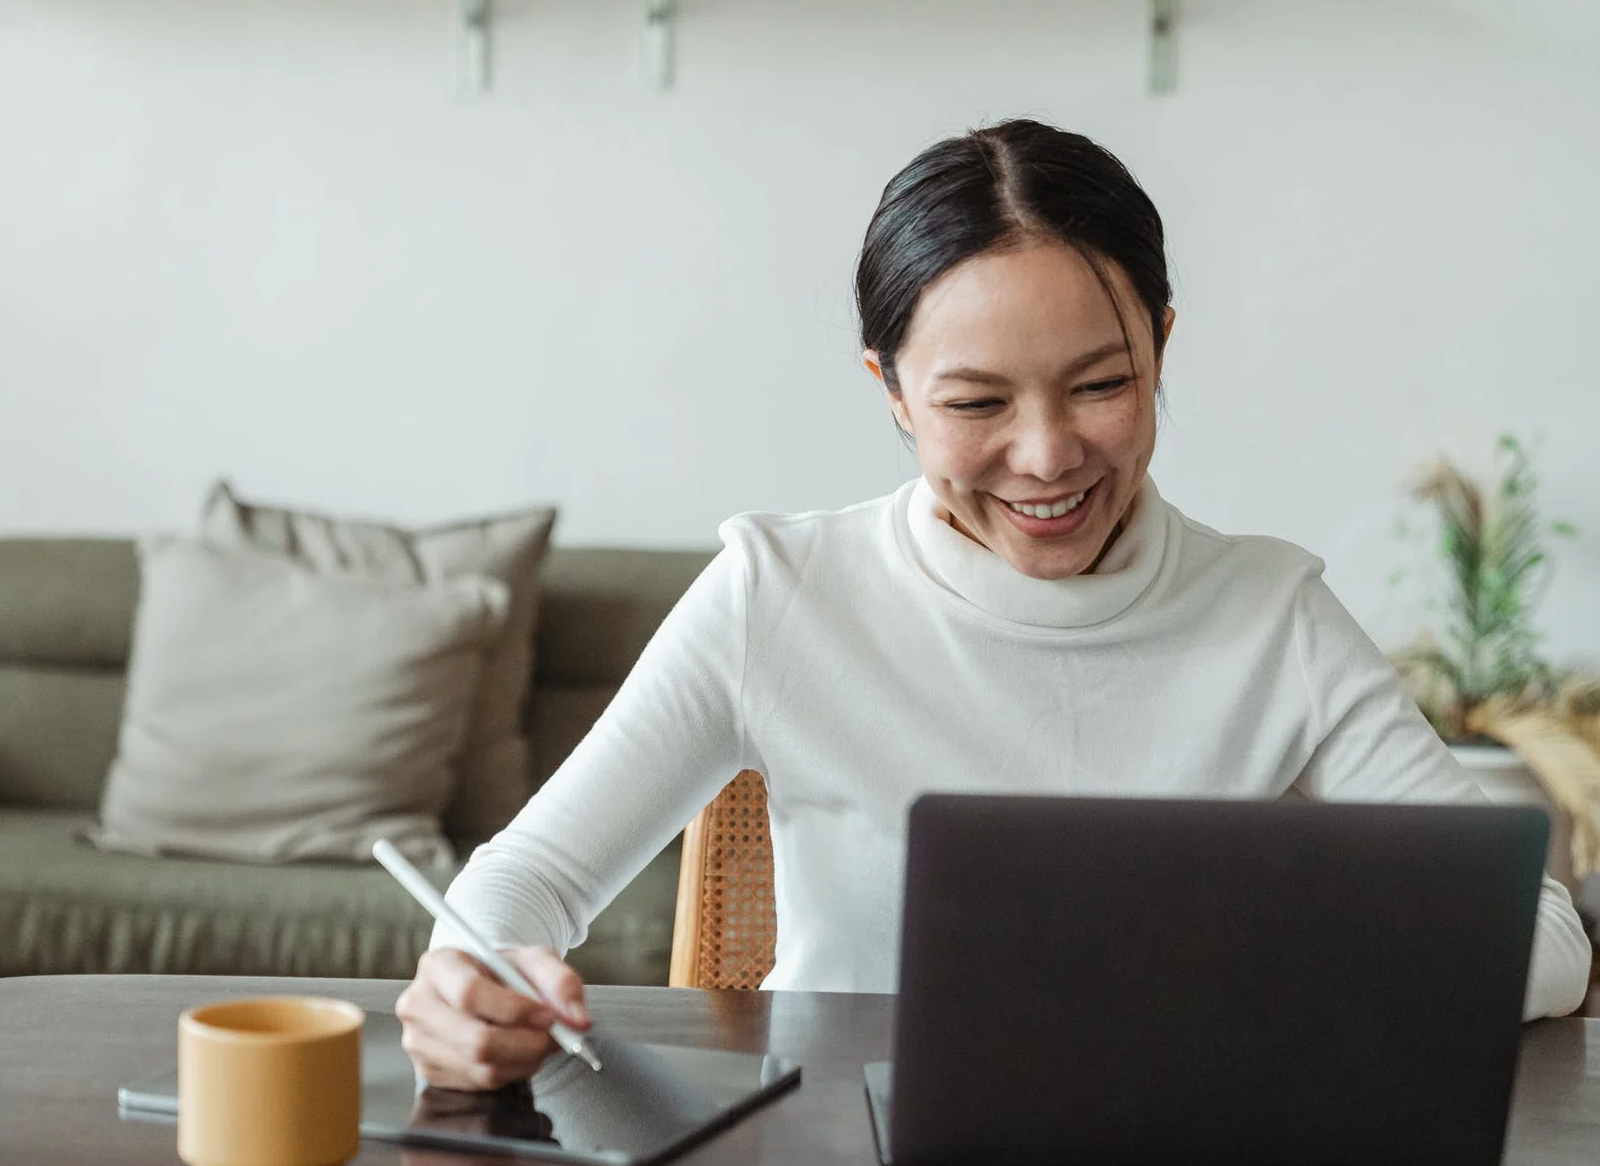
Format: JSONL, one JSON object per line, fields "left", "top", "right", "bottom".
{"left": 885, "top": 795, "right": 1548, "bottom": 1166}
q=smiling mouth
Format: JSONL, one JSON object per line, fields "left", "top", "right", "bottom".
{"left": 1000, "top": 484, "right": 1095, "bottom": 519}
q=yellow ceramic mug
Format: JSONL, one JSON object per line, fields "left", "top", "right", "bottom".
{"left": 178, "top": 996, "right": 363, "bottom": 1166}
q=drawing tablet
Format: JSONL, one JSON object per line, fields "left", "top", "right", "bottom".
{"left": 118, "top": 1008, "right": 800, "bottom": 1164}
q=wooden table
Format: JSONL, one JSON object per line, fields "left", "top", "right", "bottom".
{"left": 1, "top": 975, "right": 1596, "bottom": 1165}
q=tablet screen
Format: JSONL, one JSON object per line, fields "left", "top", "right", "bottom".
{"left": 119, "top": 1009, "right": 801, "bottom": 1165}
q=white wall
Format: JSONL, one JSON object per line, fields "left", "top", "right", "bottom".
{"left": 2, "top": 0, "right": 1597, "bottom": 665}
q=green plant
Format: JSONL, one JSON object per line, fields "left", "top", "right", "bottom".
{"left": 1391, "top": 435, "right": 1600, "bottom": 874}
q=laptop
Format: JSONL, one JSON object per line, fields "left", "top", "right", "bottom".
{"left": 863, "top": 794, "right": 1549, "bottom": 1166}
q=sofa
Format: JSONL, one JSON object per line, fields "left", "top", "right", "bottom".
{"left": 0, "top": 537, "right": 715, "bottom": 984}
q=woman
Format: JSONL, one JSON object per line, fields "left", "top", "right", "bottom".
{"left": 397, "top": 120, "right": 1591, "bottom": 1089}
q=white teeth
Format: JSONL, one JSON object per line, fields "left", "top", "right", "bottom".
{"left": 1005, "top": 490, "right": 1088, "bottom": 519}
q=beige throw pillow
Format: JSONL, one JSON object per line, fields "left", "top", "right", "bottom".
{"left": 88, "top": 538, "right": 508, "bottom": 866}
{"left": 201, "top": 483, "right": 557, "bottom": 843}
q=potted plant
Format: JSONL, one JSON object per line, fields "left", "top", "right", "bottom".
{"left": 1390, "top": 435, "right": 1600, "bottom": 891}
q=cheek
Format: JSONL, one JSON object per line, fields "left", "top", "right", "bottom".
{"left": 918, "top": 422, "right": 994, "bottom": 488}
{"left": 1088, "top": 390, "right": 1155, "bottom": 457}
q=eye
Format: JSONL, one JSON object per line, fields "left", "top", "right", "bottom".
{"left": 945, "top": 399, "right": 1003, "bottom": 414}
{"left": 1079, "top": 376, "right": 1131, "bottom": 395}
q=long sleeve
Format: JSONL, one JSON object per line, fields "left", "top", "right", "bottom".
{"left": 1289, "top": 575, "right": 1591, "bottom": 1020}
{"left": 431, "top": 539, "right": 759, "bottom": 957}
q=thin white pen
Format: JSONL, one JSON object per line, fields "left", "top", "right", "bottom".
{"left": 372, "top": 839, "right": 603, "bottom": 1072}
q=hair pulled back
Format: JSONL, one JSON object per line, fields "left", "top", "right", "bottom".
{"left": 855, "top": 120, "right": 1171, "bottom": 395}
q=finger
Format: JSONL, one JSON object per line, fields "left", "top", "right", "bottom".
{"left": 404, "top": 1019, "right": 553, "bottom": 1091}
{"left": 450, "top": 1015, "right": 557, "bottom": 1074}
{"left": 402, "top": 974, "right": 555, "bottom": 1066}
{"left": 409, "top": 1042, "right": 502, "bottom": 1092}
{"left": 509, "top": 947, "right": 591, "bottom": 1028}
{"left": 402, "top": 1036, "right": 478, "bottom": 1092}
{"left": 400, "top": 984, "right": 557, "bottom": 1090}
{"left": 399, "top": 996, "right": 480, "bottom": 1090}
{"left": 422, "top": 947, "right": 552, "bottom": 1028}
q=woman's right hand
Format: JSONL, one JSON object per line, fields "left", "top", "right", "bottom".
{"left": 396, "top": 945, "right": 593, "bottom": 1091}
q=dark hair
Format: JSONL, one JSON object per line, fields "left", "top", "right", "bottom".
{"left": 855, "top": 119, "right": 1171, "bottom": 396}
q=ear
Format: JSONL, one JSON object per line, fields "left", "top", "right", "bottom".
{"left": 865, "top": 349, "right": 915, "bottom": 438}
{"left": 1152, "top": 307, "right": 1177, "bottom": 378}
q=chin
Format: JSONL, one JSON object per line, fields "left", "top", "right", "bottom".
{"left": 1021, "top": 561, "right": 1090, "bottom": 581}
{"left": 1001, "top": 549, "right": 1092, "bottom": 581}
{"left": 1013, "top": 520, "right": 1112, "bottom": 577}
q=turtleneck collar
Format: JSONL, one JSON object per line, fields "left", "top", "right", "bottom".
{"left": 902, "top": 475, "right": 1169, "bottom": 629}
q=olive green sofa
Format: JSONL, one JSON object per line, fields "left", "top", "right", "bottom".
{"left": 0, "top": 539, "right": 715, "bottom": 983}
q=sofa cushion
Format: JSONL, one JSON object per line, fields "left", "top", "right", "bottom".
{"left": 536, "top": 549, "right": 715, "bottom": 686}
{"left": 203, "top": 484, "right": 558, "bottom": 844}
{"left": 0, "top": 540, "right": 138, "bottom": 669}
{"left": 0, "top": 665, "right": 123, "bottom": 810}
{"left": 527, "top": 685, "right": 624, "bottom": 789}
{"left": 88, "top": 538, "right": 507, "bottom": 866}
{"left": 0, "top": 810, "right": 681, "bottom": 984}
{"left": 3, "top": 811, "right": 446, "bottom": 978}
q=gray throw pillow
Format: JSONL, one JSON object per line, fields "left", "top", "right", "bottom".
{"left": 201, "top": 483, "right": 557, "bottom": 844}
{"left": 87, "top": 538, "right": 508, "bottom": 866}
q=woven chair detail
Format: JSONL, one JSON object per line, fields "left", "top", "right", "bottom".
{"left": 669, "top": 769, "right": 777, "bottom": 990}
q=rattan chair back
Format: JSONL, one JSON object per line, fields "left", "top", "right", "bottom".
{"left": 669, "top": 769, "right": 777, "bottom": 989}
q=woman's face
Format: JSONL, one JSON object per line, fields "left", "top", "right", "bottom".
{"left": 870, "top": 240, "right": 1173, "bottom": 581}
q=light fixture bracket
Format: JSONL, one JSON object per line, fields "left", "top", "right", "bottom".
{"left": 460, "top": 0, "right": 491, "bottom": 94}
{"left": 644, "top": 0, "right": 676, "bottom": 90}
{"left": 1149, "top": 0, "right": 1179, "bottom": 95}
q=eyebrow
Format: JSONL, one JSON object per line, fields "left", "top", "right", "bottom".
{"left": 933, "top": 339, "right": 1131, "bottom": 387}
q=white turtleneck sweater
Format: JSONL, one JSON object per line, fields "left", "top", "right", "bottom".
{"left": 437, "top": 478, "right": 1591, "bottom": 1019}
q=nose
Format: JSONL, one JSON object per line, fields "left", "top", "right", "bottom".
{"left": 1006, "top": 401, "right": 1086, "bottom": 483}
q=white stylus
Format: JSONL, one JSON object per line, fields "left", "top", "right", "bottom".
{"left": 372, "top": 839, "right": 603, "bottom": 1072}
